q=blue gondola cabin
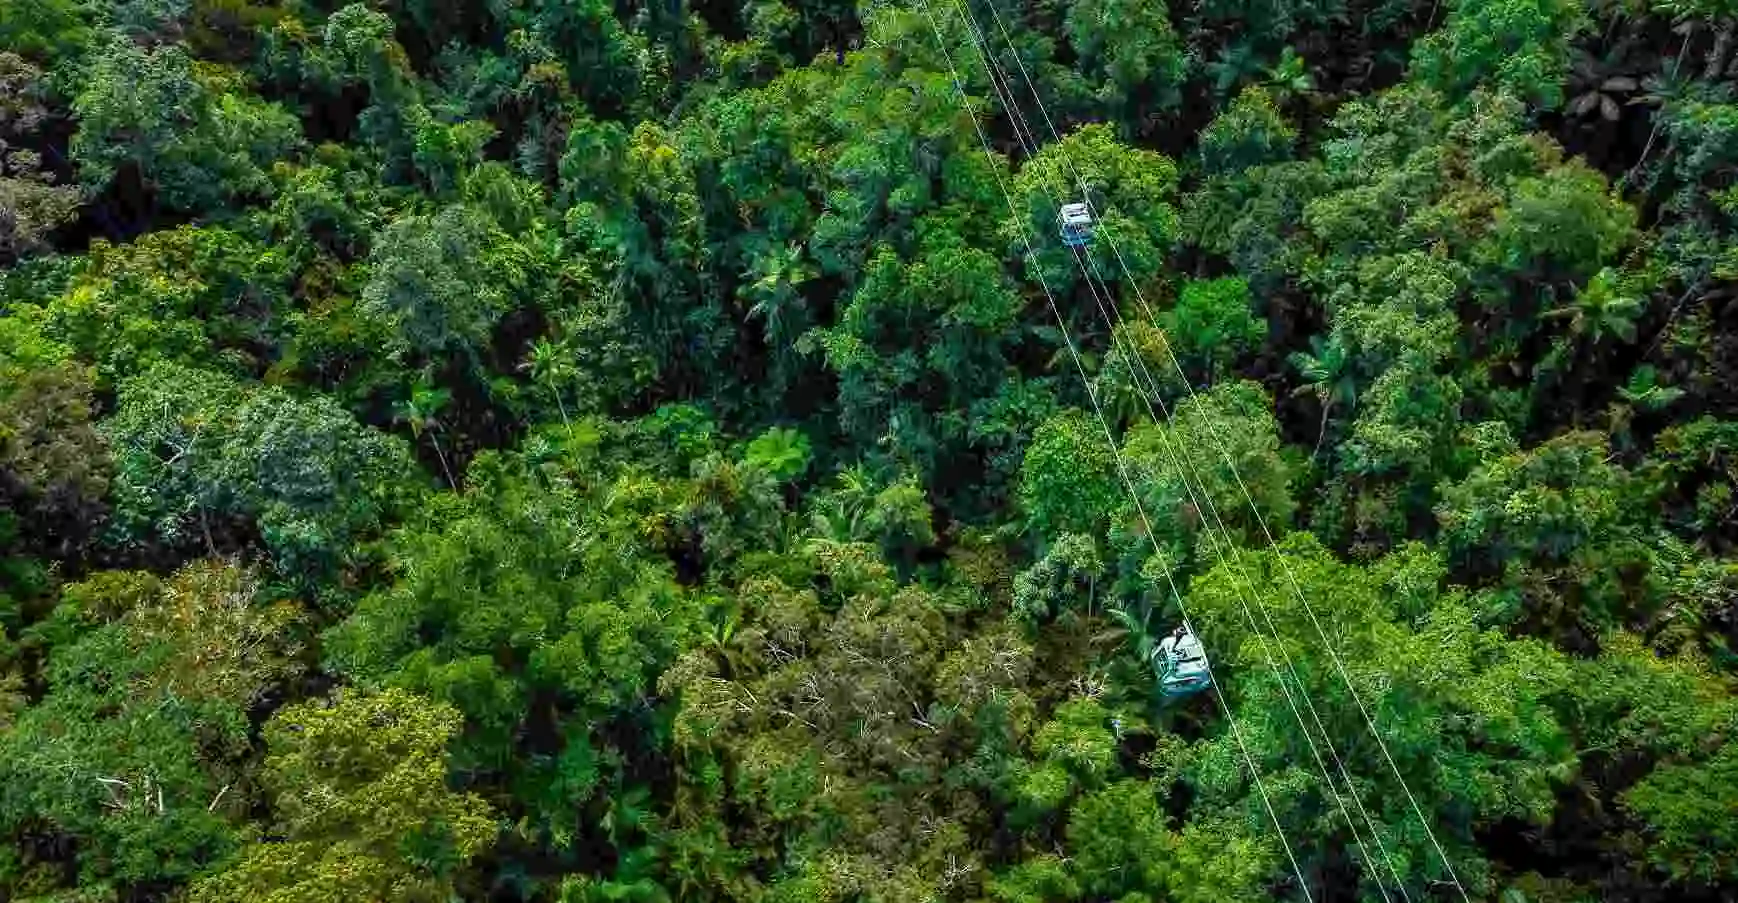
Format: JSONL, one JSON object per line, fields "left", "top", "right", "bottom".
{"left": 1059, "top": 202, "right": 1094, "bottom": 248}
{"left": 1153, "top": 625, "right": 1211, "bottom": 699}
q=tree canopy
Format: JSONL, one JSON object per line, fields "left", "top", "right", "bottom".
{"left": 2, "top": 0, "right": 1737, "bottom": 901}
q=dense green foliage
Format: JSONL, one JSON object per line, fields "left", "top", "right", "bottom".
{"left": 2, "top": 0, "right": 1736, "bottom": 900}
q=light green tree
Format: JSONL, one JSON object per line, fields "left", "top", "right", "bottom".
{"left": 189, "top": 688, "right": 496, "bottom": 903}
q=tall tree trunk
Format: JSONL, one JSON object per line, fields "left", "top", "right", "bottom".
{"left": 430, "top": 432, "right": 457, "bottom": 488}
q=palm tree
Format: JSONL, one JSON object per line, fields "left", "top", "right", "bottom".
{"left": 1617, "top": 364, "right": 1685, "bottom": 411}
{"left": 522, "top": 337, "right": 578, "bottom": 434}
{"left": 1544, "top": 268, "right": 1642, "bottom": 346}
{"left": 809, "top": 464, "right": 876, "bottom": 542}
{"left": 1106, "top": 604, "right": 1159, "bottom": 667}
{"left": 395, "top": 379, "right": 457, "bottom": 487}
{"left": 743, "top": 243, "right": 816, "bottom": 386}
{"left": 1622, "top": 36, "right": 1696, "bottom": 189}
{"left": 1289, "top": 334, "right": 1357, "bottom": 457}
{"left": 1567, "top": 51, "right": 1640, "bottom": 125}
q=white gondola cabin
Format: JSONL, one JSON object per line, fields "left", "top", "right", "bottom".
{"left": 1059, "top": 202, "right": 1094, "bottom": 248}
{"left": 1153, "top": 625, "right": 1211, "bottom": 698}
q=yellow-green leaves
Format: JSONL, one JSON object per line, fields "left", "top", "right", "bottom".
{"left": 744, "top": 426, "right": 813, "bottom": 481}
{"left": 190, "top": 688, "right": 496, "bottom": 903}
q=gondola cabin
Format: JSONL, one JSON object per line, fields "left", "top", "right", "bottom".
{"left": 1059, "top": 202, "right": 1094, "bottom": 248}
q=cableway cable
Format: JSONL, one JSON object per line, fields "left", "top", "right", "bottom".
{"left": 908, "top": 4, "right": 1317, "bottom": 899}
{"left": 938, "top": 6, "right": 1405, "bottom": 899}
{"left": 959, "top": 4, "right": 1473, "bottom": 898}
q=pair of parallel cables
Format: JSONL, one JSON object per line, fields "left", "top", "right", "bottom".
{"left": 902, "top": 3, "right": 1470, "bottom": 899}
